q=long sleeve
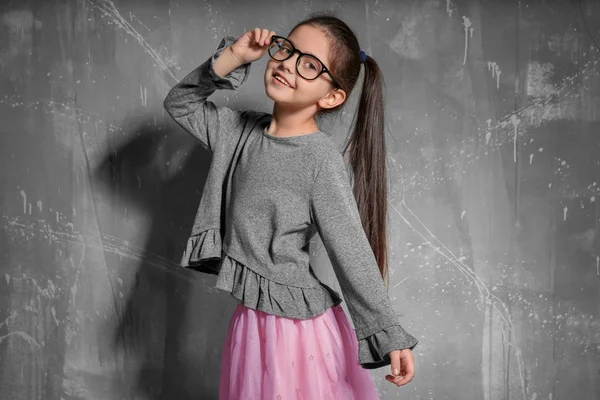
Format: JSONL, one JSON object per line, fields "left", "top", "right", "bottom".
{"left": 163, "top": 36, "right": 251, "bottom": 153}
{"left": 310, "top": 151, "right": 418, "bottom": 370}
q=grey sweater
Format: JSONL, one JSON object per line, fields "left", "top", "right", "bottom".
{"left": 163, "top": 35, "right": 418, "bottom": 369}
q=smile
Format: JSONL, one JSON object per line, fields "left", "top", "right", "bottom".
{"left": 273, "top": 74, "right": 293, "bottom": 88}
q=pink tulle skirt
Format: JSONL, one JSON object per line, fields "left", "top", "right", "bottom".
{"left": 219, "top": 303, "right": 380, "bottom": 400}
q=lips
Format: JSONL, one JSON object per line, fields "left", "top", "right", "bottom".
{"left": 273, "top": 72, "right": 294, "bottom": 88}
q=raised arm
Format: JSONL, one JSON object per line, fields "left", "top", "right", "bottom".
{"left": 163, "top": 36, "right": 251, "bottom": 153}
{"left": 310, "top": 151, "right": 418, "bottom": 370}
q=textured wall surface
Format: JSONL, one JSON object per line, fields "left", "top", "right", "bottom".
{"left": 1, "top": 0, "right": 600, "bottom": 399}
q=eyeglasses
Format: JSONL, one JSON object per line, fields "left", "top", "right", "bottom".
{"left": 268, "top": 35, "right": 340, "bottom": 89}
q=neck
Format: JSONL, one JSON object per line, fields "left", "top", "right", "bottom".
{"left": 268, "top": 102, "right": 320, "bottom": 137}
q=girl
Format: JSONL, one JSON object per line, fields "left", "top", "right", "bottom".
{"left": 164, "top": 12, "right": 418, "bottom": 399}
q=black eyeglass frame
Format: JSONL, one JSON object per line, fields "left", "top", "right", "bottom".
{"left": 268, "top": 35, "right": 341, "bottom": 89}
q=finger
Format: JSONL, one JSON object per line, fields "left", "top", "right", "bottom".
{"left": 390, "top": 352, "right": 401, "bottom": 378}
{"left": 385, "top": 374, "right": 402, "bottom": 386}
{"left": 395, "top": 371, "right": 414, "bottom": 386}
{"left": 257, "top": 28, "right": 265, "bottom": 46}
{"left": 262, "top": 28, "right": 271, "bottom": 46}
{"left": 256, "top": 28, "right": 262, "bottom": 46}
{"left": 385, "top": 372, "right": 413, "bottom": 387}
{"left": 253, "top": 27, "right": 261, "bottom": 45}
{"left": 405, "top": 356, "right": 415, "bottom": 377}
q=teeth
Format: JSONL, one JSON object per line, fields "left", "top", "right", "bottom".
{"left": 276, "top": 76, "right": 289, "bottom": 86}
{"left": 275, "top": 75, "right": 291, "bottom": 87}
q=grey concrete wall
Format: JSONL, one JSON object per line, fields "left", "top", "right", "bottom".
{"left": 1, "top": 0, "right": 599, "bottom": 399}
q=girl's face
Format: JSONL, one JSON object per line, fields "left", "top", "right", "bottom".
{"left": 263, "top": 24, "right": 342, "bottom": 111}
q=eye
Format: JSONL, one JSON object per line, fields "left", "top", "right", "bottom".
{"left": 273, "top": 44, "right": 290, "bottom": 56}
{"left": 304, "top": 61, "right": 318, "bottom": 71}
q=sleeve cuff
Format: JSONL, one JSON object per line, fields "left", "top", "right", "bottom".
{"left": 357, "top": 324, "right": 418, "bottom": 369}
{"left": 208, "top": 35, "right": 251, "bottom": 91}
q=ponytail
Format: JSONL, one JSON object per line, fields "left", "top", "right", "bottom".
{"left": 342, "top": 55, "right": 389, "bottom": 288}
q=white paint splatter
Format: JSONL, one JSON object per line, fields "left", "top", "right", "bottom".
{"left": 140, "top": 84, "right": 147, "bottom": 107}
{"left": 389, "top": 198, "right": 529, "bottom": 397}
{"left": 529, "top": 153, "right": 534, "bottom": 164}
{"left": 563, "top": 206, "right": 568, "bottom": 221}
{"left": 0, "top": 330, "right": 41, "bottom": 350}
{"left": 20, "top": 190, "right": 26, "bottom": 214}
{"left": 14, "top": 273, "right": 57, "bottom": 301}
{"left": 510, "top": 115, "right": 521, "bottom": 162}
{"left": 446, "top": 0, "right": 453, "bottom": 17}
{"left": 84, "top": 0, "right": 178, "bottom": 81}
{"left": 480, "top": 55, "right": 598, "bottom": 156}
{"left": 487, "top": 61, "right": 502, "bottom": 89}
{"left": 50, "top": 307, "right": 59, "bottom": 326}
{"left": 484, "top": 119, "right": 493, "bottom": 146}
{"left": 1, "top": 214, "right": 208, "bottom": 286}
{"left": 496, "top": 67, "right": 502, "bottom": 89}
{"left": 462, "top": 16, "right": 472, "bottom": 65}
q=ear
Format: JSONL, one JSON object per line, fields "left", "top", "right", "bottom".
{"left": 318, "top": 88, "right": 347, "bottom": 110}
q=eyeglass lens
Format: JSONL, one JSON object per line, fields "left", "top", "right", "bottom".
{"left": 268, "top": 37, "right": 322, "bottom": 80}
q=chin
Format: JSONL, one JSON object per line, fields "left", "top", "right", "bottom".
{"left": 264, "top": 80, "right": 290, "bottom": 103}
{"left": 264, "top": 84, "right": 278, "bottom": 102}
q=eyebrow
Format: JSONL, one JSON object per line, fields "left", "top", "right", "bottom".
{"left": 286, "top": 37, "right": 323, "bottom": 60}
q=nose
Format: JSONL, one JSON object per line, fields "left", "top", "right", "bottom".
{"left": 280, "top": 52, "right": 298, "bottom": 74}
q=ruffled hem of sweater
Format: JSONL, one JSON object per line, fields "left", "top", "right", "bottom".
{"left": 214, "top": 252, "right": 343, "bottom": 320}
{"left": 179, "top": 228, "right": 223, "bottom": 275}
{"left": 357, "top": 324, "right": 419, "bottom": 369}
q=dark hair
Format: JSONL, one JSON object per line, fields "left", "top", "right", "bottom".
{"left": 290, "top": 12, "right": 390, "bottom": 288}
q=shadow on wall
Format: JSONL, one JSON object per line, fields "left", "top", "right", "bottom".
{"left": 91, "top": 111, "right": 238, "bottom": 399}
